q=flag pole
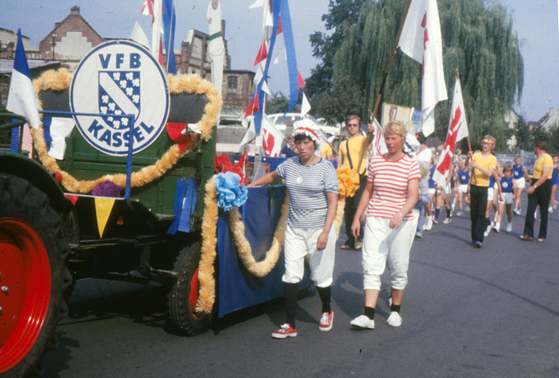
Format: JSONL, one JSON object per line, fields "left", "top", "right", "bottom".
{"left": 357, "top": 0, "right": 414, "bottom": 173}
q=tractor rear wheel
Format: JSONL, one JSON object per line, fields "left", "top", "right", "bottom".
{"left": 0, "top": 174, "right": 71, "bottom": 378}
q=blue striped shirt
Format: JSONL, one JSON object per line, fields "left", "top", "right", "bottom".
{"left": 276, "top": 157, "right": 339, "bottom": 228}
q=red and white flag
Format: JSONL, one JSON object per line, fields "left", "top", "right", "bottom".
{"left": 433, "top": 78, "right": 468, "bottom": 188}
{"left": 261, "top": 114, "right": 284, "bottom": 157}
{"left": 398, "top": 0, "right": 447, "bottom": 136}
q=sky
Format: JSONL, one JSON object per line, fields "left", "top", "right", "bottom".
{"left": 0, "top": 0, "right": 558, "bottom": 122}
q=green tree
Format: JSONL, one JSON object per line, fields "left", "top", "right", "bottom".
{"left": 306, "top": 0, "right": 366, "bottom": 102}
{"left": 265, "top": 91, "right": 301, "bottom": 114}
{"left": 314, "top": 0, "right": 523, "bottom": 146}
{"left": 312, "top": 73, "right": 364, "bottom": 124}
{"left": 514, "top": 116, "right": 531, "bottom": 152}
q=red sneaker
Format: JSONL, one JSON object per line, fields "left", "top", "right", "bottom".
{"left": 319, "top": 311, "right": 334, "bottom": 332}
{"left": 272, "top": 324, "right": 297, "bottom": 339}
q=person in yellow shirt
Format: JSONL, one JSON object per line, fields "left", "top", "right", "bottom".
{"left": 466, "top": 135, "right": 497, "bottom": 248}
{"left": 338, "top": 115, "right": 368, "bottom": 250}
{"left": 520, "top": 140, "right": 553, "bottom": 242}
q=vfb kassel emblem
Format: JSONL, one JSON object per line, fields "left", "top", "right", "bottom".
{"left": 70, "top": 41, "right": 169, "bottom": 156}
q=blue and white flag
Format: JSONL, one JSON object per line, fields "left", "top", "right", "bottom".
{"left": 42, "top": 117, "right": 75, "bottom": 160}
{"left": 7, "top": 29, "right": 41, "bottom": 129}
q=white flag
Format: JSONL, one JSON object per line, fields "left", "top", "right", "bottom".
{"left": 371, "top": 118, "right": 387, "bottom": 157}
{"left": 301, "top": 92, "right": 311, "bottom": 116}
{"left": 398, "top": 0, "right": 447, "bottom": 136}
{"left": 433, "top": 78, "right": 468, "bottom": 188}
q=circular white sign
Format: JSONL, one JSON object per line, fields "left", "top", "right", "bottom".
{"left": 70, "top": 41, "right": 169, "bottom": 156}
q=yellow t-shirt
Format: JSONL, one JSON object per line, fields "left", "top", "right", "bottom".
{"left": 340, "top": 135, "right": 368, "bottom": 175}
{"left": 471, "top": 152, "right": 496, "bottom": 187}
{"left": 533, "top": 153, "right": 553, "bottom": 179}
{"left": 320, "top": 143, "right": 335, "bottom": 159}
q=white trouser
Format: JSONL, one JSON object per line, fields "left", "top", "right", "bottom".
{"left": 283, "top": 224, "right": 336, "bottom": 287}
{"left": 362, "top": 215, "right": 418, "bottom": 291}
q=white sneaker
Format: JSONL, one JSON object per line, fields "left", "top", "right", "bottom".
{"left": 493, "top": 222, "right": 500, "bottom": 233}
{"left": 485, "top": 223, "right": 492, "bottom": 237}
{"left": 506, "top": 222, "right": 512, "bottom": 232}
{"left": 456, "top": 211, "right": 463, "bottom": 216}
{"left": 484, "top": 230, "right": 489, "bottom": 237}
{"left": 350, "top": 315, "right": 375, "bottom": 329}
{"left": 517, "top": 208, "right": 522, "bottom": 215}
{"left": 424, "top": 216, "right": 433, "bottom": 231}
{"left": 387, "top": 312, "right": 402, "bottom": 327}
{"left": 443, "top": 217, "right": 451, "bottom": 224}
{"left": 549, "top": 206, "right": 553, "bottom": 213}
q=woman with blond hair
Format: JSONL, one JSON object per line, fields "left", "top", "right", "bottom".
{"left": 350, "top": 121, "right": 420, "bottom": 329}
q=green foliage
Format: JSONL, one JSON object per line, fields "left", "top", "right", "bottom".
{"left": 311, "top": 73, "right": 364, "bottom": 124}
{"left": 306, "top": 0, "right": 367, "bottom": 101}
{"left": 265, "top": 91, "right": 301, "bottom": 114}
{"left": 313, "top": 0, "right": 524, "bottom": 144}
{"left": 514, "top": 116, "right": 532, "bottom": 152}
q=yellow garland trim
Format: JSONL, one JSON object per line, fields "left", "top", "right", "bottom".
{"left": 195, "top": 179, "right": 346, "bottom": 314}
{"left": 31, "top": 69, "right": 222, "bottom": 193}
{"left": 228, "top": 193, "right": 290, "bottom": 277}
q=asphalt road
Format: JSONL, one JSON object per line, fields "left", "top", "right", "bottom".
{"left": 36, "top": 204, "right": 559, "bottom": 378}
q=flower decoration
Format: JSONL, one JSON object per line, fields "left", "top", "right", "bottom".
{"left": 92, "top": 180, "right": 124, "bottom": 197}
{"left": 336, "top": 163, "right": 360, "bottom": 197}
{"left": 214, "top": 152, "right": 248, "bottom": 185}
{"left": 214, "top": 172, "right": 248, "bottom": 211}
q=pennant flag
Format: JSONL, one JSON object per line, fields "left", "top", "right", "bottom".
{"left": 7, "top": 29, "right": 41, "bottom": 129}
{"left": 273, "top": 47, "right": 287, "bottom": 65}
{"left": 277, "top": 16, "right": 283, "bottom": 35}
{"left": 64, "top": 194, "right": 79, "bottom": 206}
{"left": 398, "top": 0, "right": 447, "bottom": 136}
{"left": 297, "top": 69, "right": 306, "bottom": 89}
{"left": 244, "top": 91, "right": 260, "bottom": 119}
{"left": 433, "top": 78, "right": 469, "bottom": 188}
{"left": 130, "top": 21, "right": 151, "bottom": 49}
{"left": 261, "top": 114, "right": 284, "bottom": 157}
{"left": 162, "top": 0, "right": 177, "bottom": 74}
{"left": 261, "top": 80, "right": 272, "bottom": 96}
{"left": 236, "top": 146, "right": 248, "bottom": 181}
{"left": 371, "top": 118, "right": 388, "bottom": 157}
{"left": 240, "top": 117, "right": 256, "bottom": 148}
{"left": 95, "top": 197, "right": 116, "bottom": 238}
{"left": 42, "top": 117, "right": 75, "bottom": 160}
{"left": 253, "top": 40, "right": 269, "bottom": 67}
{"left": 141, "top": 0, "right": 155, "bottom": 17}
{"left": 301, "top": 92, "right": 311, "bottom": 116}
{"left": 166, "top": 122, "right": 193, "bottom": 152}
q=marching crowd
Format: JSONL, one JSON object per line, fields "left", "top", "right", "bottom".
{"left": 250, "top": 118, "right": 558, "bottom": 339}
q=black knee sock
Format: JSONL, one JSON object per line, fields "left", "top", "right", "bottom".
{"left": 316, "top": 285, "right": 331, "bottom": 313}
{"left": 364, "top": 306, "right": 375, "bottom": 320}
{"left": 390, "top": 304, "right": 401, "bottom": 313}
{"left": 446, "top": 207, "right": 451, "bottom": 217}
{"left": 284, "top": 282, "right": 299, "bottom": 328}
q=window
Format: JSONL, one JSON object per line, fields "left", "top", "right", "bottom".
{"left": 228, "top": 76, "right": 238, "bottom": 93}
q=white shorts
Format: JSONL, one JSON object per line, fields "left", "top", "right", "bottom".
{"left": 515, "top": 177, "right": 526, "bottom": 189}
{"left": 283, "top": 224, "right": 336, "bottom": 287}
{"left": 362, "top": 215, "right": 418, "bottom": 291}
{"left": 487, "top": 187, "right": 494, "bottom": 201}
{"left": 499, "top": 192, "right": 513, "bottom": 205}
{"left": 458, "top": 184, "right": 468, "bottom": 194}
{"left": 443, "top": 183, "right": 451, "bottom": 196}
{"left": 428, "top": 188, "right": 436, "bottom": 195}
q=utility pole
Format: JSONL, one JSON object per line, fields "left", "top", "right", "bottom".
{"left": 51, "top": 34, "right": 56, "bottom": 60}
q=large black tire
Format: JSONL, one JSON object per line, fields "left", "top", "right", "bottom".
{"left": 0, "top": 174, "right": 72, "bottom": 378}
{"left": 167, "top": 241, "right": 215, "bottom": 335}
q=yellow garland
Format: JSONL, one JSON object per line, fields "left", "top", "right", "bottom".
{"left": 196, "top": 177, "right": 219, "bottom": 314}
{"left": 195, "top": 178, "right": 346, "bottom": 314}
{"left": 31, "top": 69, "right": 222, "bottom": 193}
{"left": 228, "top": 193, "right": 290, "bottom": 277}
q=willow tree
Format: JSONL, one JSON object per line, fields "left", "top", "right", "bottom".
{"left": 329, "top": 0, "right": 523, "bottom": 150}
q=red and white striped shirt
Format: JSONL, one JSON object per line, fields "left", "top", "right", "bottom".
{"left": 366, "top": 154, "right": 420, "bottom": 220}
